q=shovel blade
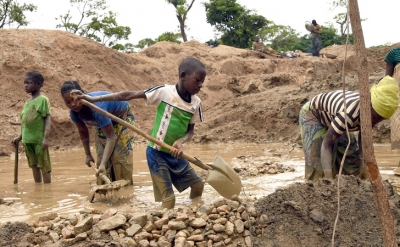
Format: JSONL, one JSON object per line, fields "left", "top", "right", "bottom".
{"left": 206, "top": 155, "right": 242, "bottom": 199}
{"left": 394, "top": 167, "right": 400, "bottom": 176}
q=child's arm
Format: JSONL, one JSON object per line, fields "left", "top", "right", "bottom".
{"left": 170, "top": 124, "right": 195, "bottom": 158}
{"left": 41, "top": 115, "right": 51, "bottom": 150}
{"left": 73, "top": 90, "right": 146, "bottom": 103}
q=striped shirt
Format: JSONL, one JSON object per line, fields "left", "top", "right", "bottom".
{"left": 385, "top": 47, "right": 400, "bottom": 67}
{"left": 310, "top": 90, "right": 360, "bottom": 134}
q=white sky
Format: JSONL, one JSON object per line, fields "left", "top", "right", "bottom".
{"left": 21, "top": 0, "right": 400, "bottom": 48}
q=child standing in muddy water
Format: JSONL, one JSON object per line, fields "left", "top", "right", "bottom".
{"left": 11, "top": 71, "right": 52, "bottom": 183}
{"left": 74, "top": 57, "right": 206, "bottom": 209}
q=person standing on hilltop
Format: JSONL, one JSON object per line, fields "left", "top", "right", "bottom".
{"left": 311, "top": 20, "right": 322, "bottom": 57}
{"left": 60, "top": 81, "right": 135, "bottom": 185}
{"left": 73, "top": 57, "right": 207, "bottom": 209}
{"left": 11, "top": 71, "right": 52, "bottom": 183}
{"left": 385, "top": 46, "right": 400, "bottom": 77}
{"left": 299, "top": 76, "right": 399, "bottom": 181}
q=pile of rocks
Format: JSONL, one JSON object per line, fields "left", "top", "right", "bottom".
{"left": 26, "top": 198, "right": 261, "bottom": 247}
{"left": 231, "top": 155, "right": 295, "bottom": 178}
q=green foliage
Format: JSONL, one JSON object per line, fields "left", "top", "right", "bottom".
{"left": 203, "top": 0, "right": 267, "bottom": 48}
{"left": 259, "top": 22, "right": 300, "bottom": 52}
{"left": 156, "top": 32, "right": 182, "bottom": 43}
{"left": 165, "top": 0, "right": 195, "bottom": 42}
{"left": 0, "top": 0, "right": 37, "bottom": 28}
{"left": 135, "top": 38, "right": 156, "bottom": 50}
{"left": 56, "top": 0, "right": 131, "bottom": 50}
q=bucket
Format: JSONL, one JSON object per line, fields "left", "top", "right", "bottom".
{"left": 305, "top": 21, "right": 314, "bottom": 32}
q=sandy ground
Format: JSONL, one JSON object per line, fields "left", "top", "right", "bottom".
{"left": 0, "top": 29, "right": 399, "bottom": 246}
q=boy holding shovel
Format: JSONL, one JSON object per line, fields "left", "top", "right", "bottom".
{"left": 74, "top": 57, "right": 206, "bottom": 209}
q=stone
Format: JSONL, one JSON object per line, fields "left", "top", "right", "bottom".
{"left": 96, "top": 214, "right": 126, "bottom": 232}
{"left": 39, "top": 212, "right": 58, "bottom": 222}
{"left": 208, "top": 214, "right": 219, "bottom": 220}
{"left": 207, "top": 234, "right": 220, "bottom": 242}
{"left": 168, "top": 221, "right": 187, "bottom": 230}
{"left": 244, "top": 236, "right": 252, "bottom": 247}
{"left": 175, "top": 237, "right": 188, "bottom": 247}
{"left": 241, "top": 211, "right": 249, "bottom": 221}
{"left": 49, "top": 231, "right": 60, "bottom": 242}
{"left": 309, "top": 209, "right": 325, "bottom": 223}
{"left": 158, "top": 240, "right": 172, "bottom": 247}
{"left": 34, "top": 226, "right": 48, "bottom": 234}
{"left": 120, "top": 237, "right": 138, "bottom": 247}
{"left": 226, "top": 200, "right": 240, "bottom": 210}
{"left": 213, "top": 199, "right": 226, "bottom": 208}
{"left": 189, "top": 218, "right": 206, "bottom": 228}
{"left": 214, "top": 218, "right": 227, "bottom": 225}
{"left": 243, "top": 230, "right": 251, "bottom": 237}
{"left": 144, "top": 221, "right": 155, "bottom": 232}
{"left": 196, "top": 205, "right": 213, "bottom": 217}
{"left": 75, "top": 232, "right": 87, "bottom": 242}
{"left": 110, "top": 230, "right": 119, "bottom": 240}
{"left": 187, "top": 234, "right": 204, "bottom": 242}
{"left": 225, "top": 221, "right": 234, "bottom": 235}
{"left": 165, "top": 229, "right": 177, "bottom": 242}
{"left": 67, "top": 213, "right": 79, "bottom": 226}
{"left": 93, "top": 214, "right": 102, "bottom": 224}
{"left": 138, "top": 239, "right": 150, "bottom": 247}
{"left": 154, "top": 217, "right": 169, "bottom": 229}
{"left": 129, "top": 213, "right": 148, "bottom": 227}
{"left": 217, "top": 205, "right": 231, "bottom": 213}
{"left": 176, "top": 231, "right": 188, "bottom": 238}
{"left": 126, "top": 224, "right": 142, "bottom": 237}
{"left": 59, "top": 238, "right": 76, "bottom": 247}
{"left": 74, "top": 216, "right": 93, "bottom": 235}
{"left": 237, "top": 206, "right": 246, "bottom": 214}
{"left": 101, "top": 208, "right": 118, "bottom": 220}
{"left": 246, "top": 207, "right": 257, "bottom": 217}
{"left": 234, "top": 220, "right": 244, "bottom": 234}
{"left": 61, "top": 226, "right": 73, "bottom": 239}
{"left": 212, "top": 224, "right": 225, "bottom": 233}
{"left": 134, "top": 232, "right": 152, "bottom": 242}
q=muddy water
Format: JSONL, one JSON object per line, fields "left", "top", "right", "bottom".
{"left": 0, "top": 143, "right": 399, "bottom": 223}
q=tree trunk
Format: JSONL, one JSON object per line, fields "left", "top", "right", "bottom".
{"left": 177, "top": 15, "right": 187, "bottom": 42}
{"left": 348, "top": 0, "right": 397, "bottom": 246}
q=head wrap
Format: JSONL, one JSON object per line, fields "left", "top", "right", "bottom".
{"left": 370, "top": 75, "right": 399, "bottom": 119}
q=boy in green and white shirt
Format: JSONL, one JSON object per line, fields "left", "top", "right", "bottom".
{"left": 76, "top": 57, "right": 206, "bottom": 208}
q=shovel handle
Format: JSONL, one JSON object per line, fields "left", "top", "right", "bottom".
{"left": 14, "top": 144, "right": 18, "bottom": 184}
{"left": 77, "top": 98, "right": 212, "bottom": 170}
{"left": 89, "top": 161, "right": 111, "bottom": 184}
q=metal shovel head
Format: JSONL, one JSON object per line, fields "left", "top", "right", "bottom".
{"left": 394, "top": 167, "right": 400, "bottom": 176}
{"left": 206, "top": 155, "right": 242, "bottom": 199}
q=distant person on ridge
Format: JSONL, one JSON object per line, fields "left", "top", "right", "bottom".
{"left": 11, "top": 71, "right": 52, "bottom": 184}
{"left": 73, "top": 57, "right": 207, "bottom": 209}
{"left": 252, "top": 36, "right": 280, "bottom": 57}
{"left": 311, "top": 20, "right": 322, "bottom": 57}
{"left": 299, "top": 76, "right": 399, "bottom": 181}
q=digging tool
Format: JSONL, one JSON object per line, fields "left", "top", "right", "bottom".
{"left": 76, "top": 98, "right": 242, "bottom": 199}
{"left": 14, "top": 144, "right": 18, "bottom": 184}
{"left": 394, "top": 166, "right": 400, "bottom": 176}
{"left": 87, "top": 161, "right": 130, "bottom": 203}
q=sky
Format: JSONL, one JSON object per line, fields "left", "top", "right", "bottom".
{"left": 20, "top": 0, "right": 400, "bottom": 48}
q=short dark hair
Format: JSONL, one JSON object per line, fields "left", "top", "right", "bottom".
{"left": 312, "top": 20, "right": 317, "bottom": 25}
{"left": 60, "top": 81, "right": 83, "bottom": 96}
{"left": 178, "top": 57, "right": 206, "bottom": 75}
{"left": 25, "top": 70, "right": 44, "bottom": 86}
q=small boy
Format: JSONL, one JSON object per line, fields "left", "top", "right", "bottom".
{"left": 75, "top": 57, "right": 206, "bottom": 208}
{"left": 11, "top": 71, "right": 52, "bottom": 183}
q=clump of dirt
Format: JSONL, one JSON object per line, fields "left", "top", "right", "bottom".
{"left": 253, "top": 176, "right": 400, "bottom": 246}
{"left": 0, "top": 221, "right": 33, "bottom": 246}
{"left": 0, "top": 29, "right": 397, "bottom": 156}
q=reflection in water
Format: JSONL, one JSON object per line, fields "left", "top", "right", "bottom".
{"left": 0, "top": 143, "right": 399, "bottom": 223}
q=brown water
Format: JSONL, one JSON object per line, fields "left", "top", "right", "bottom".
{"left": 0, "top": 143, "right": 399, "bottom": 223}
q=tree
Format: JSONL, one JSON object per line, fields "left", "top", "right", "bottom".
{"left": 259, "top": 23, "right": 300, "bottom": 52}
{"left": 204, "top": 0, "right": 267, "bottom": 49}
{"left": 331, "top": 0, "right": 364, "bottom": 44}
{"left": 156, "top": 32, "right": 182, "bottom": 43}
{"left": 56, "top": 0, "right": 131, "bottom": 50}
{"left": 165, "top": 0, "right": 195, "bottom": 42}
{"left": 0, "top": 0, "right": 37, "bottom": 28}
{"left": 135, "top": 38, "right": 156, "bottom": 50}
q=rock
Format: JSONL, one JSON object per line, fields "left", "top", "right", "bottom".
{"left": 196, "top": 205, "right": 213, "bottom": 217}
{"left": 91, "top": 226, "right": 102, "bottom": 239}
{"left": 214, "top": 218, "right": 227, "bottom": 225}
{"left": 61, "top": 226, "right": 73, "bottom": 239}
{"left": 175, "top": 237, "right": 188, "bottom": 247}
{"left": 189, "top": 218, "right": 206, "bottom": 228}
{"left": 75, "top": 232, "right": 87, "bottom": 242}
{"left": 120, "top": 237, "right": 138, "bottom": 247}
{"left": 158, "top": 240, "right": 172, "bottom": 247}
{"left": 195, "top": 241, "right": 207, "bottom": 247}
{"left": 39, "top": 212, "right": 58, "bottom": 222}
{"left": 96, "top": 214, "right": 126, "bottom": 232}
{"left": 309, "top": 209, "right": 325, "bottom": 223}
{"left": 245, "top": 236, "right": 252, "bottom": 247}
{"left": 208, "top": 214, "right": 219, "bottom": 220}
{"left": 126, "top": 224, "right": 142, "bottom": 237}
{"left": 246, "top": 207, "right": 257, "bottom": 217}
{"left": 226, "top": 200, "right": 240, "bottom": 209}
{"left": 134, "top": 232, "right": 152, "bottom": 242}
{"left": 144, "top": 221, "right": 155, "bottom": 232}
{"left": 187, "top": 234, "right": 204, "bottom": 242}
{"left": 74, "top": 216, "right": 93, "bottom": 235}
{"left": 217, "top": 205, "right": 231, "bottom": 213}
{"left": 110, "top": 230, "right": 119, "bottom": 240}
{"left": 165, "top": 229, "right": 177, "bottom": 242}
{"left": 138, "top": 239, "right": 150, "bottom": 247}
{"left": 168, "top": 221, "right": 187, "bottom": 230}
{"left": 234, "top": 219, "right": 244, "bottom": 234}
{"left": 241, "top": 211, "right": 249, "bottom": 221}
{"left": 100, "top": 208, "right": 118, "bottom": 220}
{"left": 267, "top": 168, "right": 278, "bottom": 174}
{"left": 93, "top": 214, "right": 102, "bottom": 224}
{"left": 129, "top": 213, "right": 148, "bottom": 227}
{"left": 213, "top": 199, "right": 226, "bottom": 208}
{"left": 154, "top": 217, "right": 169, "bottom": 229}
{"left": 34, "top": 226, "right": 48, "bottom": 234}
{"left": 67, "top": 213, "right": 79, "bottom": 226}
{"left": 49, "top": 231, "right": 60, "bottom": 242}
{"left": 176, "top": 212, "right": 189, "bottom": 221}
{"left": 225, "top": 221, "right": 234, "bottom": 235}
{"left": 212, "top": 223, "right": 225, "bottom": 232}
{"left": 207, "top": 234, "right": 221, "bottom": 242}
{"left": 59, "top": 238, "right": 76, "bottom": 247}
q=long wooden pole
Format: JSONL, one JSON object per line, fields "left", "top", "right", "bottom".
{"left": 348, "top": 0, "right": 396, "bottom": 246}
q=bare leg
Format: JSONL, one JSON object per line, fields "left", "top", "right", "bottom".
{"left": 189, "top": 181, "right": 204, "bottom": 199}
{"left": 162, "top": 198, "right": 175, "bottom": 209}
{"left": 42, "top": 171, "right": 51, "bottom": 184}
{"left": 32, "top": 164, "right": 42, "bottom": 183}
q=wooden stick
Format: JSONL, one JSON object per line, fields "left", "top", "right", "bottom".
{"left": 77, "top": 98, "right": 212, "bottom": 171}
{"left": 348, "top": 0, "right": 396, "bottom": 246}
{"left": 14, "top": 144, "right": 18, "bottom": 184}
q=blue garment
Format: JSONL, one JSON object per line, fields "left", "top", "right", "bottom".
{"left": 70, "top": 91, "right": 131, "bottom": 129}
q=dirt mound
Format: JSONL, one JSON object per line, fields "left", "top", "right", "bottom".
{"left": 253, "top": 176, "right": 400, "bottom": 246}
{"left": 0, "top": 29, "right": 396, "bottom": 155}
{"left": 0, "top": 221, "right": 33, "bottom": 246}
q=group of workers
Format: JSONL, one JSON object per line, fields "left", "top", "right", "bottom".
{"left": 10, "top": 30, "right": 400, "bottom": 209}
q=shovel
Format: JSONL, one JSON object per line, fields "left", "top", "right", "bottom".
{"left": 87, "top": 161, "right": 130, "bottom": 203}
{"left": 76, "top": 98, "right": 242, "bottom": 199}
